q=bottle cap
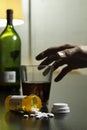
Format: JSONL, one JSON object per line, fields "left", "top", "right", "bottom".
{"left": 51, "top": 103, "right": 70, "bottom": 114}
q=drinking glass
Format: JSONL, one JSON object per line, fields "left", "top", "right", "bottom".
{"left": 21, "top": 65, "right": 53, "bottom": 105}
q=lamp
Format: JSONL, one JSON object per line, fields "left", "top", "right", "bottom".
{"left": 0, "top": 0, "right": 24, "bottom": 27}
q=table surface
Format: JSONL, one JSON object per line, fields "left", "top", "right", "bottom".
{"left": 0, "top": 86, "right": 87, "bottom": 130}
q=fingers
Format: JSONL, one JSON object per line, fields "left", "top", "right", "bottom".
{"left": 43, "top": 66, "right": 53, "bottom": 76}
{"left": 38, "top": 54, "right": 60, "bottom": 70}
{"left": 36, "top": 47, "right": 58, "bottom": 60}
{"left": 36, "top": 44, "right": 77, "bottom": 82}
{"left": 37, "top": 50, "right": 69, "bottom": 70}
{"left": 42, "top": 59, "right": 67, "bottom": 76}
{"left": 55, "top": 66, "right": 72, "bottom": 82}
{"left": 36, "top": 44, "right": 75, "bottom": 60}
{"left": 41, "top": 61, "right": 72, "bottom": 82}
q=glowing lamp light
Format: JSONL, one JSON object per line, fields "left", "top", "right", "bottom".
{"left": 0, "top": 0, "right": 24, "bottom": 27}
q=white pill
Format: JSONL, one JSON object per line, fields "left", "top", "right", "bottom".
{"left": 36, "top": 115, "right": 43, "bottom": 119}
{"left": 42, "top": 113, "right": 48, "bottom": 118}
{"left": 47, "top": 113, "right": 54, "bottom": 117}
{"left": 24, "top": 114, "right": 29, "bottom": 118}
{"left": 30, "top": 114, "right": 35, "bottom": 117}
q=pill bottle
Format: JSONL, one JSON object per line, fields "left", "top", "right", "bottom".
{"left": 5, "top": 94, "right": 42, "bottom": 113}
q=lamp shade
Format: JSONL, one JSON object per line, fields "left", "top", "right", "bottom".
{"left": 0, "top": 0, "right": 24, "bottom": 27}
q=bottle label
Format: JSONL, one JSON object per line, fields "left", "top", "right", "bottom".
{"left": 0, "top": 71, "right": 16, "bottom": 83}
{"left": 9, "top": 96, "right": 26, "bottom": 110}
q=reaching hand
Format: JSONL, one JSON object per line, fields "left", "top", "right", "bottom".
{"left": 36, "top": 44, "right": 87, "bottom": 82}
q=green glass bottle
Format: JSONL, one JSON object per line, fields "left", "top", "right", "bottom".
{"left": 0, "top": 9, "right": 21, "bottom": 91}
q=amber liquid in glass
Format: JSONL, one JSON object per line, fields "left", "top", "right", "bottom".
{"left": 22, "top": 82, "right": 51, "bottom": 104}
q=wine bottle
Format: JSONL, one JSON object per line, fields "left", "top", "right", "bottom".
{"left": 0, "top": 9, "right": 21, "bottom": 91}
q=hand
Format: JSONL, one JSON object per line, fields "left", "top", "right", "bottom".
{"left": 36, "top": 44, "right": 87, "bottom": 82}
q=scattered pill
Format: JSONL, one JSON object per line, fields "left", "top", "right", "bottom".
{"left": 36, "top": 115, "right": 43, "bottom": 119}
{"left": 47, "top": 113, "right": 54, "bottom": 117}
{"left": 24, "top": 114, "right": 29, "bottom": 118}
{"left": 30, "top": 114, "right": 35, "bottom": 117}
{"left": 29, "top": 111, "right": 54, "bottom": 119}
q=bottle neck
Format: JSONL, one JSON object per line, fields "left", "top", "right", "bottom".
{"left": 6, "top": 9, "right": 13, "bottom": 26}
{"left": 7, "top": 16, "right": 13, "bottom": 25}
